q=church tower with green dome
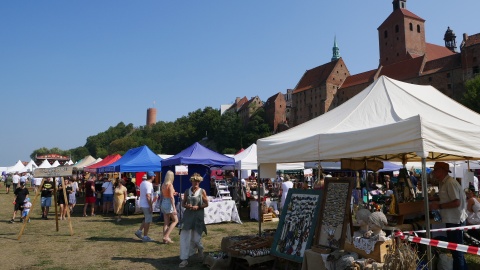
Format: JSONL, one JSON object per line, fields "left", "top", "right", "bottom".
{"left": 331, "top": 36, "right": 340, "bottom": 61}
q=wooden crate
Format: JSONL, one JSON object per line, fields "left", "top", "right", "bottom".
{"left": 262, "top": 213, "right": 272, "bottom": 222}
{"left": 344, "top": 239, "right": 392, "bottom": 263}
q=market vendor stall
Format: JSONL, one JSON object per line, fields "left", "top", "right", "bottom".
{"left": 250, "top": 199, "right": 278, "bottom": 221}
{"left": 177, "top": 197, "right": 242, "bottom": 224}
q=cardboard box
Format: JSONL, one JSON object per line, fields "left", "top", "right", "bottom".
{"left": 344, "top": 239, "right": 392, "bottom": 263}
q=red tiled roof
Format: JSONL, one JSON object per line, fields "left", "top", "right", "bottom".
{"left": 422, "top": 54, "right": 462, "bottom": 75}
{"left": 265, "top": 92, "right": 282, "bottom": 105}
{"left": 293, "top": 60, "right": 339, "bottom": 93}
{"left": 464, "top": 33, "right": 480, "bottom": 47}
{"left": 425, "top": 43, "right": 456, "bottom": 61}
{"left": 378, "top": 56, "right": 424, "bottom": 80}
{"left": 341, "top": 70, "right": 376, "bottom": 88}
{"left": 378, "top": 8, "right": 425, "bottom": 29}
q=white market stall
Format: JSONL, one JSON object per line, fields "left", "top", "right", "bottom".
{"left": 257, "top": 76, "right": 480, "bottom": 265}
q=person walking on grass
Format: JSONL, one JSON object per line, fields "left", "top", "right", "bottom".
{"left": 83, "top": 175, "right": 96, "bottom": 217}
{"left": 10, "top": 182, "right": 29, "bottom": 223}
{"left": 179, "top": 173, "right": 209, "bottom": 268}
{"left": 134, "top": 171, "right": 155, "bottom": 242}
{"left": 41, "top": 177, "right": 54, "bottom": 220}
{"left": 101, "top": 177, "right": 114, "bottom": 215}
{"left": 161, "top": 170, "right": 178, "bottom": 244}
{"left": 113, "top": 178, "right": 127, "bottom": 222}
{"left": 5, "top": 173, "right": 13, "bottom": 194}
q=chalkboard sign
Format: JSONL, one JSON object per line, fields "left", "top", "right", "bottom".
{"left": 270, "top": 189, "right": 323, "bottom": 263}
{"left": 315, "top": 177, "right": 355, "bottom": 250}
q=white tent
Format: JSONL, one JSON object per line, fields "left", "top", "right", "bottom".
{"left": 6, "top": 160, "right": 25, "bottom": 173}
{"left": 72, "top": 155, "right": 97, "bottom": 171}
{"left": 257, "top": 76, "right": 480, "bottom": 262}
{"left": 66, "top": 159, "right": 74, "bottom": 165}
{"left": 38, "top": 159, "right": 52, "bottom": 169}
{"left": 19, "top": 159, "right": 38, "bottom": 173}
{"left": 51, "top": 160, "right": 61, "bottom": 167}
{"left": 257, "top": 76, "right": 480, "bottom": 164}
{"left": 232, "top": 143, "right": 304, "bottom": 178}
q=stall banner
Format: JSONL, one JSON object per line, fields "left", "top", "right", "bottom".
{"left": 34, "top": 166, "right": 73, "bottom": 177}
{"left": 175, "top": 165, "right": 188, "bottom": 175}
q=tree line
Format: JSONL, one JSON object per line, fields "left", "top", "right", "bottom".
{"left": 30, "top": 75, "right": 480, "bottom": 162}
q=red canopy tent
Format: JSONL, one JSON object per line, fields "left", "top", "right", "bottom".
{"left": 84, "top": 154, "right": 122, "bottom": 173}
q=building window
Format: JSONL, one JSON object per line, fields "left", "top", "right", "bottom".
{"left": 384, "top": 30, "right": 388, "bottom": 38}
{"left": 409, "top": 23, "right": 413, "bottom": 31}
{"left": 474, "top": 66, "right": 479, "bottom": 74}
{"left": 395, "top": 25, "right": 399, "bottom": 33}
{"left": 447, "top": 84, "right": 452, "bottom": 89}
{"left": 447, "top": 73, "right": 450, "bottom": 78}
{"left": 417, "top": 25, "right": 421, "bottom": 33}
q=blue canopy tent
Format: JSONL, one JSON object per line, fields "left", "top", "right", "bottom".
{"left": 97, "top": 145, "right": 162, "bottom": 173}
{"left": 161, "top": 142, "right": 235, "bottom": 196}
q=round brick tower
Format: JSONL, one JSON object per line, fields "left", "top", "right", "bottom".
{"left": 146, "top": 108, "right": 157, "bottom": 126}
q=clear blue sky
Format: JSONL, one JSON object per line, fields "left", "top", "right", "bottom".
{"left": 1, "top": 1, "right": 478, "bottom": 165}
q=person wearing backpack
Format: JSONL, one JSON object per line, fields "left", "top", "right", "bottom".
{"left": 5, "top": 173, "right": 13, "bottom": 194}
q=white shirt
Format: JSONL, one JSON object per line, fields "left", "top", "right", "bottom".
{"left": 139, "top": 180, "right": 153, "bottom": 208}
{"left": 34, "top": 177, "right": 43, "bottom": 186}
{"left": 280, "top": 180, "right": 294, "bottom": 208}
{"left": 474, "top": 175, "right": 479, "bottom": 192}
{"left": 12, "top": 174, "right": 20, "bottom": 184}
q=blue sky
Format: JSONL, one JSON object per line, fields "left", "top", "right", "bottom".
{"left": 1, "top": 1, "right": 479, "bottom": 165}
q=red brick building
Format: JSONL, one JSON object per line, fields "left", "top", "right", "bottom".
{"left": 264, "top": 92, "right": 287, "bottom": 133}
{"left": 291, "top": 0, "right": 480, "bottom": 127}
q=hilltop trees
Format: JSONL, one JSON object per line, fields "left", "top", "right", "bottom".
{"left": 33, "top": 106, "right": 273, "bottom": 161}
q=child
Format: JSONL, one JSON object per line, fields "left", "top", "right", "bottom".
{"left": 22, "top": 198, "right": 32, "bottom": 223}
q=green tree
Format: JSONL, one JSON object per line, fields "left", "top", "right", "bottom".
{"left": 461, "top": 75, "right": 480, "bottom": 113}
{"left": 214, "top": 111, "right": 242, "bottom": 153}
{"left": 243, "top": 108, "right": 272, "bottom": 147}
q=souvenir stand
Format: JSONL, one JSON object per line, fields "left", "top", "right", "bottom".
{"left": 257, "top": 76, "right": 480, "bottom": 269}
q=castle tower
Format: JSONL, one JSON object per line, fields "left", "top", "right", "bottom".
{"left": 331, "top": 36, "right": 341, "bottom": 61}
{"left": 146, "top": 107, "right": 157, "bottom": 126}
{"left": 444, "top": 26, "right": 457, "bottom": 52}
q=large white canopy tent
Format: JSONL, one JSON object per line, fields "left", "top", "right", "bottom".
{"left": 71, "top": 155, "right": 97, "bottom": 171}
{"left": 6, "top": 160, "right": 26, "bottom": 173}
{"left": 38, "top": 159, "right": 52, "bottom": 169}
{"left": 257, "top": 76, "right": 480, "bottom": 164}
{"left": 257, "top": 76, "right": 480, "bottom": 261}
{"left": 19, "top": 159, "right": 38, "bottom": 173}
{"left": 233, "top": 143, "right": 304, "bottom": 179}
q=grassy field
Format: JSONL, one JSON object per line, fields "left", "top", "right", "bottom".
{"left": 2, "top": 185, "right": 480, "bottom": 269}
{"left": 0, "top": 185, "right": 278, "bottom": 270}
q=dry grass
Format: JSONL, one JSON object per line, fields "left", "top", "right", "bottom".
{"left": 0, "top": 186, "right": 278, "bottom": 270}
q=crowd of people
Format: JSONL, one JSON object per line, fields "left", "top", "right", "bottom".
{"left": 2, "top": 164, "right": 480, "bottom": 269}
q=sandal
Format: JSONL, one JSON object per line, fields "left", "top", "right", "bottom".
{"left": 179, "top": 260, "right": 188, "bottom": 268}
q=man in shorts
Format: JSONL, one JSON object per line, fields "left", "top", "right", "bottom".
{"left": 134, "top": 172, "right": 155, "bottom": 242}
{"left": 4, "top": 173, "right": 13, "bottom": 194}
{"left": 10, "top": 182, "right": 29, "bottom": 223}
{"left": 41, "top": 178, "right": 54, "bottom": 220}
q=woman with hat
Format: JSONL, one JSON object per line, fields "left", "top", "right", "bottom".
{"left": 178, "top": 173, "right": 209, "bottom": 268}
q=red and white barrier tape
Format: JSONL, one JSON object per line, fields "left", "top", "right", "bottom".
{"left": 399, "top": 234, "right": 480, "bottom": 256}
{"left": 404, "top": 224, "right": 480, "bottom": 234}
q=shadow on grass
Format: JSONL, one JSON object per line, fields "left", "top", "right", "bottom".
{"left": 86, "top": 236, "right": 143, "bottom": 243}
{"left": 111, "top": 255, "right": 208, "bottom": 270}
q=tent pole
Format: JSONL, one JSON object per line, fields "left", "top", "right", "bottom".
{"left": 421, "top": 158, "right": 432, "bottom": 269}
{"left": 258, "top": 166, "right": 262, "bottom": 236}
